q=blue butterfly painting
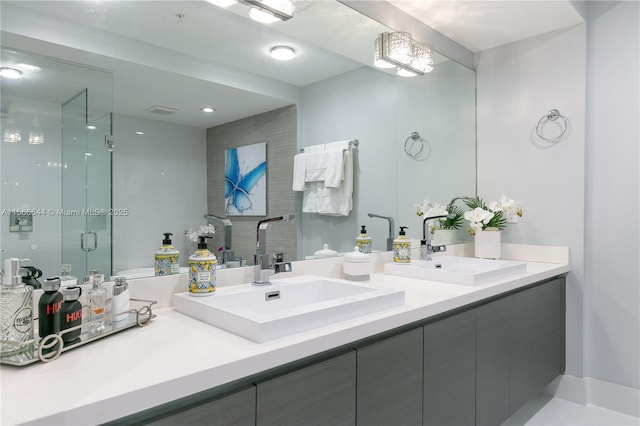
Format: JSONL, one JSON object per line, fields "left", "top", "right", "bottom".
{"left": 225, "top": 143, "right": 267, "bottom": 216}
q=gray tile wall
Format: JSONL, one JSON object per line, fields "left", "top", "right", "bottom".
{"left": 206, "top": 105, "right": 297, "bottom": 264}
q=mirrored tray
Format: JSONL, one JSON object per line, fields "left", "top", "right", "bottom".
{"left": 0, "top": 298, "right": 157, "bottom": 366}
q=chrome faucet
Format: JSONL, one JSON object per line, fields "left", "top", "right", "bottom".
{"left": 421, "top": 214, "right": 454, "bottom": 260}
{"left": 204, "top": 214, "right": 233, "bottom": 265}
{"left": 253, "top": 215, "right": 295, "bottom": 285}
{"left": 367, "top": 213, "right": 395, "bottom": 251}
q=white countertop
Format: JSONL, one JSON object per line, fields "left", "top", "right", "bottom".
{"left": 0, "top": 244, "right": 569, "bottom": 425}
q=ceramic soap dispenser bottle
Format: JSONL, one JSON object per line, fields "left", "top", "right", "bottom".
{"left": 393, "top": 226, "right": 411, "bottom": 264}
{"left": 355, "top": 225, "right": 372, "bottom": 254}
{"left": 188, "top": 236, "right": 217, "bottom": 296}
{"left": 155, "top": 232, "right": 180, "bottom": 276}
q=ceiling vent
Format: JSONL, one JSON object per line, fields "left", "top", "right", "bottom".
{"left": 145, "top": 105, "right": 180, "bottom": 115}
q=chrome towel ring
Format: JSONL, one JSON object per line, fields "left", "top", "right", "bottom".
{"left": 404, "top": 131, "right": 430, "bottom": 159}
{"left": 536, "top": 109, "right": 568, "bottom": 143}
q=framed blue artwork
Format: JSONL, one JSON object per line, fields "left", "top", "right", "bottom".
{"left": 224, "top": 142, "right": 267, "bottom": 216}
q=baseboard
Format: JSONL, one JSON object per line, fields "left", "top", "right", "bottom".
{"left": 544, "top": 374, "right": 640, "bottom": 418}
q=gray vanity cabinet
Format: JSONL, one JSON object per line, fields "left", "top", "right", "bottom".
{"left": 423, "top": 309, "right": 477, "bottom": 426}
{"left": 476, "top": 295, "right": 512, "bottom": 426}
{"left": 256, "top": 350, "right": 356, "bottom": 426}
{"left": 141, "top": 386, "right": 256, "bottom": 426}
{"left": 356, "top": 328, "right": 423, "bottom": 426}
{"left": 510, "top": 278, "right": 566, "bottom": 413}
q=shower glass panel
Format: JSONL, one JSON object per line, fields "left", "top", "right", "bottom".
{"left": 61, "top": 91, "right": 112, "bottom": 280}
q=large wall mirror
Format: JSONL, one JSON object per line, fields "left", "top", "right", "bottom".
{"left": 0, "top": 0, "right": 475, "bottom": 280}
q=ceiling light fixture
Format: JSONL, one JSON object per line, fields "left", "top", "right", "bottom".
{"left": 201, "top": 106, "right": 216, "bottom": 113}
{"left": 3, "top": 129, "right": 21, "bottom": 143}
{"left": 243, "top": 0, "right": 295, "bottom": 23}
{"left": 270, "top": 46, "right": 296, "bottom": 61}
{"left": 135, "top": 131, "right": 145, "bottom": 135}
{"left": 28, "top": 131, "right": 45, "bottom": 145}
{"left": 374, "top": 32, "right": 434, "bottom": 77}
{"left": 86, "top": 125, "right": 97, "bottom": 130}
{"left": 0, "top": 67, "right": 23, "bottom": 79}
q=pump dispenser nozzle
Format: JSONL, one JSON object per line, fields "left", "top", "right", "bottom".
{"left": 162, "top": 233, "right": 173, "bottom": 245}
{"left": 197, "top": 236, "right": 211, "bottom": 249}
{"left": 399, "top": 226, "right": 408, "bottom": 236}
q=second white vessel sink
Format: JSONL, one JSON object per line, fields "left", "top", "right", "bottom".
{"left": 384, "top": 256, "right": 526, "bottom": 286}
{"left": 173, "top": 275, "right": 405, "bottom": 342}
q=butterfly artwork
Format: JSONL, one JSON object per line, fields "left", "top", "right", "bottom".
{"left": 224, "top": 142, "right": 267, "bottom": 216}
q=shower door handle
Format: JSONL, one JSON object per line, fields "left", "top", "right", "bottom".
{"left": 81, "top": 230, "right": 98, "bottom": 252}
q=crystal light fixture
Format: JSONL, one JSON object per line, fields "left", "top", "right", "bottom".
{"left": 28, "top": 131, "right": 45, "bottom": 145}
{"left": 3, "top": 129, "right": 21, "bottom": 143}
{"left": 374, "top": 32, "right": 435, "bottom": 77}
{"left": 243, "top": 0, "right": 295, "bottom": 23}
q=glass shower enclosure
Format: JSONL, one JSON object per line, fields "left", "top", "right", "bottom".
{"left": 0, "top": 48, "right": 113, "bottom": 280}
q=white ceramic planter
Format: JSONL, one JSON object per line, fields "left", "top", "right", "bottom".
{"left": 474, "top": 230, "right": 501, "bottom": 259}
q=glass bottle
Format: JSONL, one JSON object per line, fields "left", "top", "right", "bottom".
{"left": 0, "top": 258, "right": 34, "bottom": 360}
{"left": 59, "top": 264, "right": 78, "bottom": 286}
{"left": 111, "top": 276, "right": 130, "bottom": 324}
{"left": 87, "top": 272, "right": 107, "bottom": 336}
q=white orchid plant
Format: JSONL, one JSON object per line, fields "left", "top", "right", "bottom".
{"left": 463, "top": 194, "right": 523, "bottom": 236}
{"left": 185, "top": 224, "right": 216, "bottom": 243}
{"left": 415, "top": 198, "right": 465, "bottom": 234}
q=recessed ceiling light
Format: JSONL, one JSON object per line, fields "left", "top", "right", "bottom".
{"left": 270, "top": 46, "right": 296, "bottom": 61}
{"left": 16, "top": 63, "right": 41, "bottom": 72}
{"left": 0, "top": 67, "right": 23, "bottom": 79}
{"left": 135, "top": 131, "right": 144, "bottom": 135}
{"left": 201, "top": 107, "right": 216, "bottom": 113}
{"left": 86, "top": 125, "right": 97, "bottom": 130}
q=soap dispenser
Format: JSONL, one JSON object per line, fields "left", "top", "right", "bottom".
{"left": 155, "top": 232, "right": 180, "bottom": 276}
{"left": 393, "top": 226, "right": 411, "bottom": 264}
{"left": 0, "top": 258, "right": 34, "bottom": 358}
{"left": 355, "top": 225, "right": 372, "bottom": 254}
{"left": 188, "top": 236, "right": 217, "bottom": 296}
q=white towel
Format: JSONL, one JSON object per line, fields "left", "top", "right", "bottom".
{"left": 299, "top": 140, "right": 354, "bottom": 216}
{"left": 324, "top": 147, "right": 346, "bottom": 188}
{"left": 304, "top": 151, "right": 329, "bottom": 182}
{"left": 320, "top": 148, "right": 353, "bottom": 216}
{"left": 292, "top": 153, "right": 306, "bottom": 191}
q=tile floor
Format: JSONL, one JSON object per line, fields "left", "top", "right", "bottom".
{"left": 503, "top": 395, "right": 640, "bottom": 426}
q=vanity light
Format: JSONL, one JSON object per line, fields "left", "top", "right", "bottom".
{"left": 3, "top": 129, "right": 21, "bottom": 143}
{"left": 28, "top": 131, "right": 45, "bottom": 145}
{"left": 244, "top": 0, "right": 295, "bottom": 23}
{"left": 374, "top": 32, "right": 434, "bottom": 77}
{"left": 0, "top": 67, "right": 23, "bottom": 79}
{"left": 397, "top": 68, "right": 418, "bottom": 78}
{"left": 270, "top": 46, "right": 295, "bottom": 61}
{"left": 201, "top": 106, "right": 216, "bottom": 113}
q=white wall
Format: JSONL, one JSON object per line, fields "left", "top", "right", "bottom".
{"left": 298, "top": 67, "right": 398, "bottom": 256}
{"left": 476, "top": 25, "right": 587, "bottom": 378}
{"left": 112, "top": 114, "right": 207, "bottom": 273}
{"left": 584, "top": 1, "right": 639, "bottom": 390}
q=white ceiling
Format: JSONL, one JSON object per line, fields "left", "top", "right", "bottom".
{"left": 1, "top": 1, "right": 584, "bottom": 129}
{"left": 389, "top": 1, "right": 583, "bottom": 52}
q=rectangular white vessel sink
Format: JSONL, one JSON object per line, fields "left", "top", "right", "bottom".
{"left": 384, "top": 256, "right": 526, "bottom": 286}
{"left": 173, "top": 275, "right": 405, "bottom": 342}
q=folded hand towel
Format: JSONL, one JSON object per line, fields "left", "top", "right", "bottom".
{"left": 292, "top": 153, "right": 306, "bottom": 191}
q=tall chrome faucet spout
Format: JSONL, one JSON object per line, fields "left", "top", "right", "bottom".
{"left": 204, "top": 214, "right": 233, "bottom": 264}
{"left": 421, "top": 213, "right": 455, "bottom": 260}
{"left": 367, "top": 213, "right": 395, "bottom": 251}
{"left": 254, "top": 215, "right": 295, "bottom": 285}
